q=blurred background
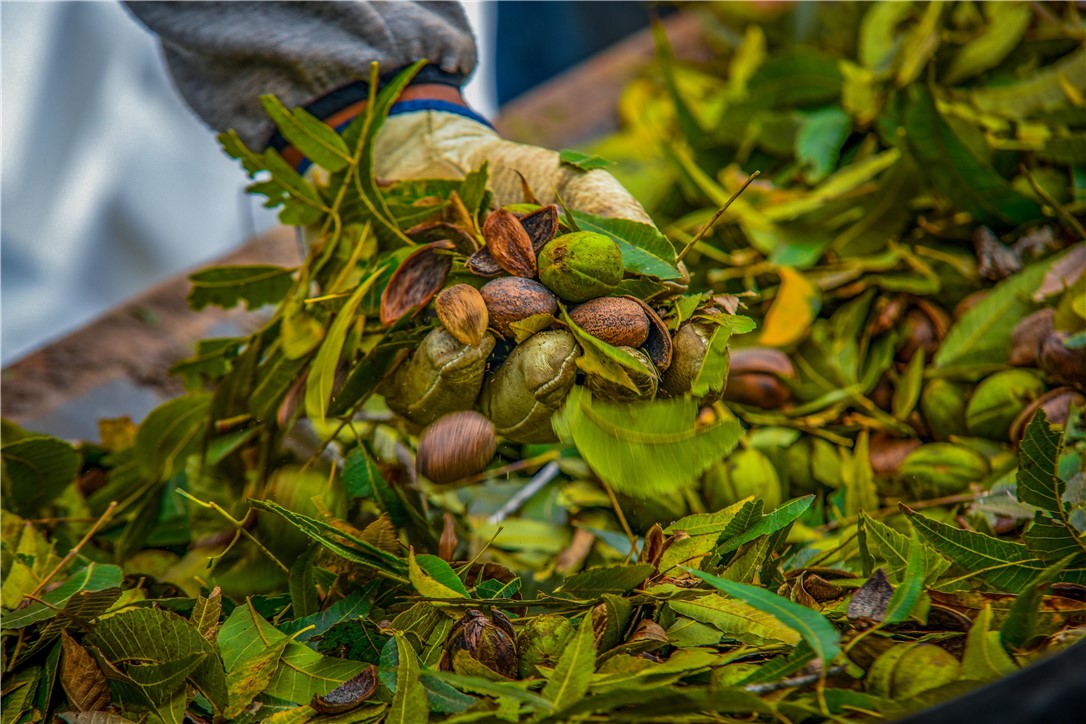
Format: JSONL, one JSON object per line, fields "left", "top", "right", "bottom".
{"left": 0, "top": 1, "right": 658, "bottom": 365}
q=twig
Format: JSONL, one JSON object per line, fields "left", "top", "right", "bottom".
{"left": 27, "top": 501, "right": 118, "bottom": 600}
{"left": 454, "top": 449, "right": 560, "bottom": 488}
{"left": 601, "top": 480, "right": 639, "bottom": 558}
{"left": 676, "top": 171, "right": 760, "bottom": 262}
{"left": 487, "top": 461, "right": 562, "bottom": 525}
{"left": 1023, "top": 166, "right": 1086, "bottom": 240}
{"left": 177, "top": 490, "right": 290, "bottom": 574}
{"left": 816, "top": 490, "right": 984, "bottom": 532}
{"left": 744, "top": 666, "right": 847, "bottom": 694}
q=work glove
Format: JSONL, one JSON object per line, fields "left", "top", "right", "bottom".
{"left": 372, "top": 108, "right": 653, "bottom": 225}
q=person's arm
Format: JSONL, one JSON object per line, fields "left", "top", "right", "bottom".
{"left": 123, "top": 1, "right": 476, "bottom": 150}
{"left": 125, "top": 1, "right": 650, "bottom": 223}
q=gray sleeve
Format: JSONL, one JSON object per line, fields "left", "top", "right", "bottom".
{"left": 123, "top": 1, "right": 477, "bottom": 149}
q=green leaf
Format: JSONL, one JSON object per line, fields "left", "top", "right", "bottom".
{"left": 691, "top": 315, "right": 757, "bottom": 398}
{"left": 859, "top": 1, "right": 915, "bottom": 72}
{"left": 943, "top": 2, "right": 1032, "bottom": 85}
{"left": 967, "top": 48, "right": 1086, "bottom": 120}
{"left": 542, "top": 614, "right": 596, "bottom": 712}
{"left": 2, "top": 563, "right": 122, "bottom": 629}
{"left": 134, "top": 393, "right": 212, "bottom": 481}
{"left": 336, "top": 62, "right": 424, "bottom": 248}
{"left": 304, "top": 271, "right": 382, "bottom": 427}
{"left": 408, "top": 551, "right": 468, "bottom": 599}
{"left": 892, "top": 349, "right": 925, "bottom": 421}
{"left": 771, "top": 150, "right": 903, "bottom": 225}
{"left": 904, "top": 506, "right": 1050, "bottom": 593}
{"left": 666, "top": 499, "right": 754, "bottom": 537}
{"left": 934, "top": 257, "right": 1051, "bottom": 371}
{"left": 260, "top": 95, "right": 351, "bottom": 172}
{"left": 1022, "top": 516, "right": 1086, "bottom": 564}
{"left": 845, "top": 431, "right": 879, "bottom": 517}
{"left": 191, "top": 587, "right": 222, "bottom": 643}
{"left": 342, "top": 445, "right": 408, "bottom": 526}
{"left": 715, "top": 495, "right": 815, "bottom": 556}
{"left": 250, "top": 500, "right": 407, "bottom": 580}
{"left": 570, "top": 210, "right": 681, "bottom": 280}
{"left": 1, "top": 435, "right": 81, "bottom": 515}
{"left": 220, "top": 608, "right": 287, "bottom": 718}
{"left": 388, "top": 633, "right": 429, "bottom": 724}
{"left": 457, "top": 161, "right": 489, "bottom": 216}
{"left": 429, "top": 670, "right": 551, "bottom": 709}
{"left": 859, "top": 511, "right": 949, "bottom": 585}
{"left": 795, "top": 108, "right": 852, "bottom": 184}
{"left": 894, "top": 0, "right": 942, "bottom": 86}
{"left": 562, "top": 307, "right": 646, "bottom": 394}
{"left": 556, "top": 564, "right": 654, "bottom": 598}
{"left": 219, "top": 603, "right": 365, "bottom": 708}
{"left": 1017, "top": 410, "right": 1065, "bottom": 514}
{"left": 668, "top": 594, "right": 801, "bottom": 647}
{"left": 961, "top": 605, "right": 1017, "bottom": 682}
{"left": 552, "top": 387, "right": 744, "bottom": 497}
{"left": 84, "top": 607, "right": 227, "bottom": 712}
{"left": 2, "top": 667, "right": 41, "bottom": 724}
{"left": 1001, "top": 554, "right": 1077, "bottom": 649}
{"left": 124, "top": 653, "right": 206, "bottom": 709}
{"left": 747, "top": 51, "right": 843, "bottom": 108}
{"left": 187, "top": 265, "right": 295, "bottom": 311}
{"left": 560, "top": 149, "right": 614, "bottom": 171}
{"left": 903, "top": 84, "right": 1041, "bottom": 226}
{"left": 881, "top": 533, "right": 925, "bottom": 624}
{"left": 220, "top": 128, "right": 326, "bottom": 226}
{"left": 687, "top": 569, "right": 841, "bottom": 664}
{"left": 650, "top": 20, "right": 705, "bottom": 146}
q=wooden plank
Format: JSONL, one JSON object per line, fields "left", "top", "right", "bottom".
{"left": 1, "top": 228, "right": 300, "bottom": 437}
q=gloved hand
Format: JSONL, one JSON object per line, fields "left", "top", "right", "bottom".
{"left": 373, "top": 109, "right": 653, "bottom": 225}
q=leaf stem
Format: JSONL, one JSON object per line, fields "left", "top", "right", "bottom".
{"left": 487, "top": 461, "right": 562, "bottom": 525}
{"left": 816, "top": 491, "right": 983, "bottom": 532}
{"left": 1022, "top": 166, "right": 1086, "bottom": 240}
{"left": 676, "top": 171, "right": 760, "bottom": 263}
{"left": 601, "top": 480, "right": 639, "bottom": 557}
{"left": 457, "top": 449, "right": 561, "bottom": 489}
{"left": 26, "top": 501, "right": 118, "bottom": 600}
{"left": 177, "top": 490, "right": 290, "bottom": 574}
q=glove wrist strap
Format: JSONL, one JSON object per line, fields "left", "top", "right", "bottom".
{"left": 269, "top": 68, "right": 491, "bottom": 173}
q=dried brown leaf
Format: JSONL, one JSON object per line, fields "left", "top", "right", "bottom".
{"left": 1033, "top": 243, "right": 1086, "bottom": 301}
{"left": 848, "top": 568, "right": 894, "bottom": 624}
{"left": 60, "top": 631, "right": 111, "bottom": 712}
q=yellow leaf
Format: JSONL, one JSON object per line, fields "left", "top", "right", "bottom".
{"left": 759, "top": 267, "right": 821, "bottom": 347}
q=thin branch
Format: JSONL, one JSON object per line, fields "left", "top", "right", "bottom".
{"left": 487, "top": 461, "right": 562, "bottom": 525}
{"left": 177, "top": 490, "right": 290, "bottom": 574}
{"left": 27, "top": 501, "right": 118, "bottom": 600}
{"left": 676, "top": 171, "right": 760, "bottom": 262}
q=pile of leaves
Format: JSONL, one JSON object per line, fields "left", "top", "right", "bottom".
{"left": 3, "top": 2, "right": 1086, "bottom": 722}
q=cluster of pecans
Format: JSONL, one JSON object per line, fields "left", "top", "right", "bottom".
{"left": 377, "top": 205, "right": 728, "bottom": 485}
